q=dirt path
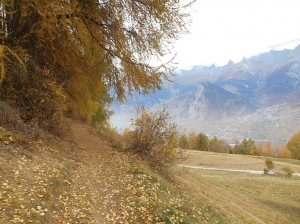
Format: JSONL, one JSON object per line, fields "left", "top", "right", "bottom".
{"left": 0, "top": 119, "right": 145, "bottom": 223}
{"left": 65, "top": 120, "right": 134, "bottom": 223}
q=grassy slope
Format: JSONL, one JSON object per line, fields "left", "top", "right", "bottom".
{"left": 0, "top": 121, "right": 228, "bottom": 224}
{"left": 2, "top": 121, "right": 299, "bottom": 224}
{"left": 176, "top": 151, "right": 300, "bottom": 223}
{"left": 182, "top": 150, "right": 300, "bottom": 172}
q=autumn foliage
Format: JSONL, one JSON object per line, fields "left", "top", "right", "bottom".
{"left": 0, "top": 0, "right": 193, "bottom": 132}
{"left": 286, "top": 130, "right": 300, "bottom": 159}
{"left": 125, "top": 107, "right": 181, "bottom": 167}
{"left": 264, "top": 158, "right": 274, "bottom": 174}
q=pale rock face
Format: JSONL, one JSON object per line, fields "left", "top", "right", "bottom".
{"left": 222, "top": 84, "right": 239, "bottom": 95}
{"left": 287, "top": 62, "right": 300, "bottom": 85}
{"left": 187, "top": 85, "right": 207, "bottom": 120}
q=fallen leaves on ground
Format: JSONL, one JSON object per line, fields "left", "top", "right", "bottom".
{"left": 0, "top": 122, "right": 217, "bottom": 223}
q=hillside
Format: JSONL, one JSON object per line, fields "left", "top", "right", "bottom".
{"left": 177, "top": 151, "right": 300, "bottom": 223}
{"left": 1, "top": 119, "right": 300, "bottom": 223}
{"left": 0, "top": 119, "right": 230, "bottom": 224}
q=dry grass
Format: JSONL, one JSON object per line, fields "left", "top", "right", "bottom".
{"left": 1, "top": 121, "right": 231, "bottom": 223}
{"left": 175, "top": 151, "right": 300, "bottom": 223}
{"left": 182, "top": 150, "right": 300, "bottom": 172}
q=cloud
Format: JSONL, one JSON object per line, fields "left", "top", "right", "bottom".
{"left": 268, "top": 39, "right": 300, "bottom": 51}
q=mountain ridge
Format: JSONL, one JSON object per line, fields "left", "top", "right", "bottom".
{"left": 110, "top": 45, "right": 300, "bottom": 144}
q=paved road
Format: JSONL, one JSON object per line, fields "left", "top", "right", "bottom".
{"left": 178, "top": 164, "right": 300, "bottom": 177}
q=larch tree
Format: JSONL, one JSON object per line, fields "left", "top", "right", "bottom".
{"left": 286, "top": 131, "right": 300, "bottom": 160}
{"left": 179, "top": 134, "right": 188, "bottom": 149}
{"left": 0, "top": 0, "right": 194, "bottom": 129}
{"left": 278, "top": 146, "right": 291, "bottom": 159}
{"left": 188, "top": 132, "right": 197, "bottom": 150}
{"left": 264, "top": 141, "right": 272, "bottom": 156}
{"left": 255, "top": 142, "right": 264, "bottom": 156}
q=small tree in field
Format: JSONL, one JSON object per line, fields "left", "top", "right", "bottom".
{"left": 188, "top": 132, "right": 198, "bottom": 150}
{"left": 282, "top": 167, "right": 295, "bottom": 178}
{"left": 179, "top": 134, "right": 189, "bottom": 149}
{"left": 126, "top": 106, "right": 181, "bottom": 167}
{"left": 264, "top": 141, "right": 272, "bottom": 156}
{"left": 278, "top": 146, "right": 291, "bottom": 159}
{"left": 264, "top": 158, "right": 274, "bottom": 174}
{"left": 286, "top": 131, "right": 300, "bottom": 159}
{"left": 195, "top": 132, "right": 209, "bottom": 151}
{"left": 255, "top": 142, "right": 264, "bottom": 156}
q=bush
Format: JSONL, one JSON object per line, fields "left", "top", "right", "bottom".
{"left": 0, "top": 68, "right": 67, "bottom": 134}
{"left": 264, "top": 158, "right": 274, "bottom": 174}
{"left": 282, "top": 167, "right": 295, "bottom": 178}
{"left": 126, "top": 106, "right": 182, "bottom": 167}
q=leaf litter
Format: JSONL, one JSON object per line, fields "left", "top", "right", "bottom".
{"left": 0, "top": 121, "right": 223, "bottom": 223}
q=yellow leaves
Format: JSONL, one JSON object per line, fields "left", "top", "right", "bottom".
{"left": 0, "top": 130, "right": 17, "bottom": 145}
{"left": 139, "top": 195, "right": 146, "bottom": 202}
{"left": 0, "top": 44, "right": 27, "bottom": 85}
{"left": 11, "top": 214, "right": 24, "bottom": 223}
{"left": 63, "top": 180, "right": 71, "bottom": 185}
{"left": 1, "top": 0, "right": 193, "bottom": 127}
{"left": 286, "top": 130, "right": 300, "bottom": 159}
{"left": 37, "top": 194, "right": 43, "bottom": 198}
{"left": 127, "top": 105, "right": 181, "bottom": 167}
{"left": 112, "top": 189, "right": 120, "bottom": 194}
{"left": 0, "top": 119, "right": 209, "bottom": 224}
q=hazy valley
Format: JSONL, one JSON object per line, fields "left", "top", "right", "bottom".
{"left": 111, "top": 46, "right": 300, "bottom": 144}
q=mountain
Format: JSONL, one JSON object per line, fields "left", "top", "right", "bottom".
{"left": 152, "top": 82, "right": 257, "bottom": 121}
{"left": 110, "top": 45, "right": 300, "bottom": 144}
{"left": 214, "top": 46, "right": 300, "bottom": 106}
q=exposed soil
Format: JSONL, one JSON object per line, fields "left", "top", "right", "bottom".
{"left": 0, "top": 119, "right": 144, "bottom": 223}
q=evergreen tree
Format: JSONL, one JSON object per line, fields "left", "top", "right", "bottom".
{"left": 195, "top": 132, "right": 209, "bottom": 151}
{"left": 233, "top": 138, "right": 256, "bottom": 155}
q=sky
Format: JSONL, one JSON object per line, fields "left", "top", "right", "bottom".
{"left": 170, "top": 0, "right": 300, "bottom": 69}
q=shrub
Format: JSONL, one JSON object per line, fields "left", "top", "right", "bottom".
{"left": 264, "top": 158, "right": 274, "bottom": 174}
{"left": 0, "top": 67, "right": 67, "bottom": 134}
{"left": 126, "top": 106, "right": 181, "bottom": 167}
{"left": 282, "top": 167, "right": 295, "bottom": 178}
